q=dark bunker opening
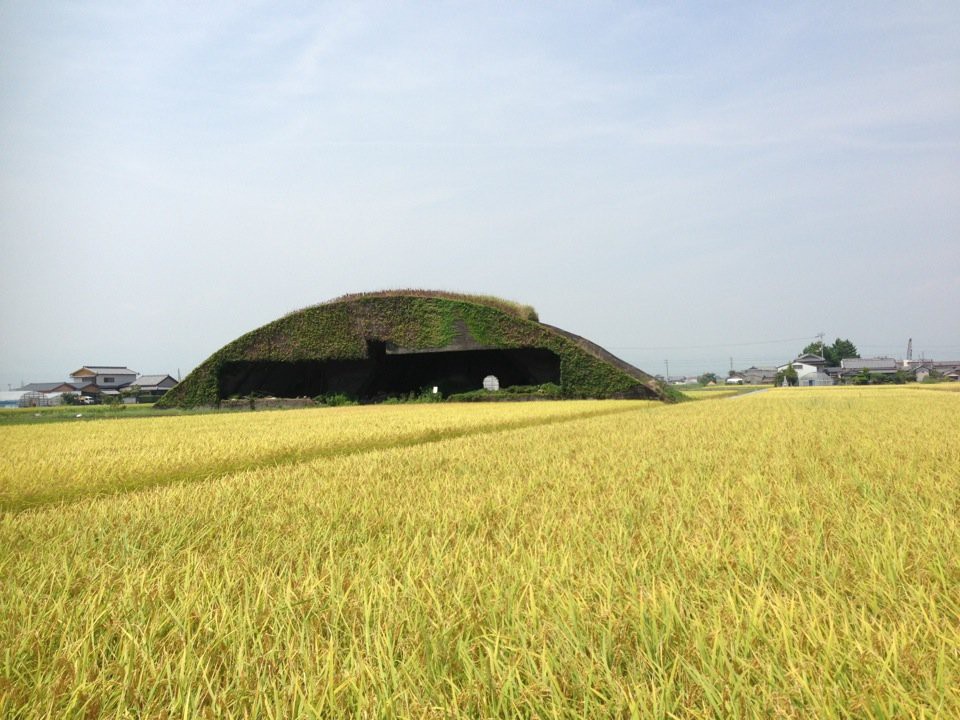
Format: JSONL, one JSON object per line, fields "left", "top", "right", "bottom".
{"left": 217, "top": 343, "right": 561, "bottom": 401}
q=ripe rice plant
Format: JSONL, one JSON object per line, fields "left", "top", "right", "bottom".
{"left": 1, "top": 387, "right": 957, "bottom": 717}
{"left": 0, "top": 400, "right": 644, "bottom": 513}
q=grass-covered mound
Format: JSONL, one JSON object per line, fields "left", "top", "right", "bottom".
{"left": 159, "top": 292, "right": 675, "bottom": 407}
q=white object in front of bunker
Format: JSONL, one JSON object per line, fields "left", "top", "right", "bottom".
{"left": 483, "top": 375, "right": 500, "bottom": 391}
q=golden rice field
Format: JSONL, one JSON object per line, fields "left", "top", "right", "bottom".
{"left": 1, "top": 385, "right": 958, "bottom": 718}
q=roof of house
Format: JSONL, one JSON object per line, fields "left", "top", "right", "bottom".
{"left": 778, "top": 360, "right": 819, "bottom": 371}
{"left": 840, "top": 357, "right": 898, "bottom": 371}
{"left": 70, "top": 366, "right": 138, "bottom": 376}
{"left": 133, "top": 374, "right": 177, "bottom": 387}
{"left": 17, "top": 382, "right": 76, "bottom": 393}
{"left": 794, "top": 353, "right": 826, "bottom": 363}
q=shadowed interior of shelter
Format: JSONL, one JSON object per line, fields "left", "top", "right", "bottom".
{"left": 218, "top": 342, "right": 561, "bottom": 400}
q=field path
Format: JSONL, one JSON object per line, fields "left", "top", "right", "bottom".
{"left": 727, "top": 388, "right": 770, "bottom": 399}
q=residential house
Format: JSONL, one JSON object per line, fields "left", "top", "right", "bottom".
{"left": 777, "top": 354, "right": 833, "bottom": 385}
{"left": 120, "top": 374, "right": 179, "bottom": 402}
{"left": 741, "top": 366, "right": 777, "bottom": 384}
{"left": 837, "top": 357, "right": 899, "bottom": 382}
{"left": 17, "top": 382, "right": 78, "bottom": 394}
{"left": 69, "top": 366, "right": 138, "bottom": 389}
{"left": 912, "top": 361, "right": 960, "bottom": 381}
{"left": 132, "top": 375, "right": 178, "bottom": 393}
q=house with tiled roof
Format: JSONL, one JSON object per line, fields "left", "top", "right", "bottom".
{"left": 69, "top": 366, "right": 138, "bottom": 389}
{"left": 836, "top": 357, "right": 899, "bottom": 381}
{"left": 776, "top": 354, "right": 833, "bottom": 385}
{"left": 741, "top": 366, "right": 778, "bottom": 384}
{"left": 131, "top": 374, "right": 178, "bottom": 392}
{"left": 9, "top": 366, "right": 179, "bottom": 406}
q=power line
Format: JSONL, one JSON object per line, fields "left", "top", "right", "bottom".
{"left": 611, "top": 339, "right": 960, "bottom": 352}
{"left": 607, "top": 335, "right": 815, "bottom": 351}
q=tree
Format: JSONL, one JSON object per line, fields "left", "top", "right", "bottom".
{"left": 800, "top": 338, "right": 860, "bottom": 366}
{"left": 851, "top": 368, "right": 872, "bottom": 385}
{"left": 697, "top": 372, "right": 719, "bottom": 385}
{"left": 776, "top": 365, "right": 799, "bottom": 386}
{"left": 830, "top": 338, "right": 859, "bottom": 364}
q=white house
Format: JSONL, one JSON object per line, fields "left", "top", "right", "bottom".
{"left": 776, "top": 353, "right": 834, "bottom": 386}
{"left": 777, "top": 353, "right": 826, "bottom": 381}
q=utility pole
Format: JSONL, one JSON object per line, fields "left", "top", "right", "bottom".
{"left": 816, "top": 332, "right": 825, "bottom": 357}
{"left": 664, "top": 359, "right": 669, "bottom": 379}
{"left": 906, "top": 338, "right": 913, "bottom": 361}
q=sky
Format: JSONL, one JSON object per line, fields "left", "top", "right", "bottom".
{"left": 1, "top": 1, "right": 958, "bottom": 387}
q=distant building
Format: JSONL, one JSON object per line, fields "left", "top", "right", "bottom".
{"left": 777, "top": 354, "right": 830, "bottom": 384}
{"left": 836, "top": 357, "right": 899, "bottom": 382}
{"left": 17, "top": 382, "right": 77, "bottom": 393}
{"left": 909, "top": 361, "right": 960, "bottom": 382}
{"left": 5, "top": 366, "right": 179, "bottom": 408}
{"left": 763, "top": 347, "right": 960, "bottom": 388}
{"left": 840, "top": 357, "right": 898, "bottom": 372}
{"left": 741, "top": 367, "right": 777, "bottom": 384}
{"left": 69, "top": 366, "right": 138, "bottom": 389}
{"left": 132, "top": 375, "right": 178, "bottom": 393}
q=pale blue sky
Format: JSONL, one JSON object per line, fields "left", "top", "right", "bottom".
{"left": 1, "top": 1, "right": 958, "bottom": 386}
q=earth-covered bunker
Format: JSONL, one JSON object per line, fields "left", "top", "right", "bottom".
{"left": 158, "top": 291, "right": 673, "bottom": 407}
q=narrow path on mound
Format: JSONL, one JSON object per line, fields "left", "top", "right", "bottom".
{"left": 5, "top": 403, "right": 655, "bottom": 515}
